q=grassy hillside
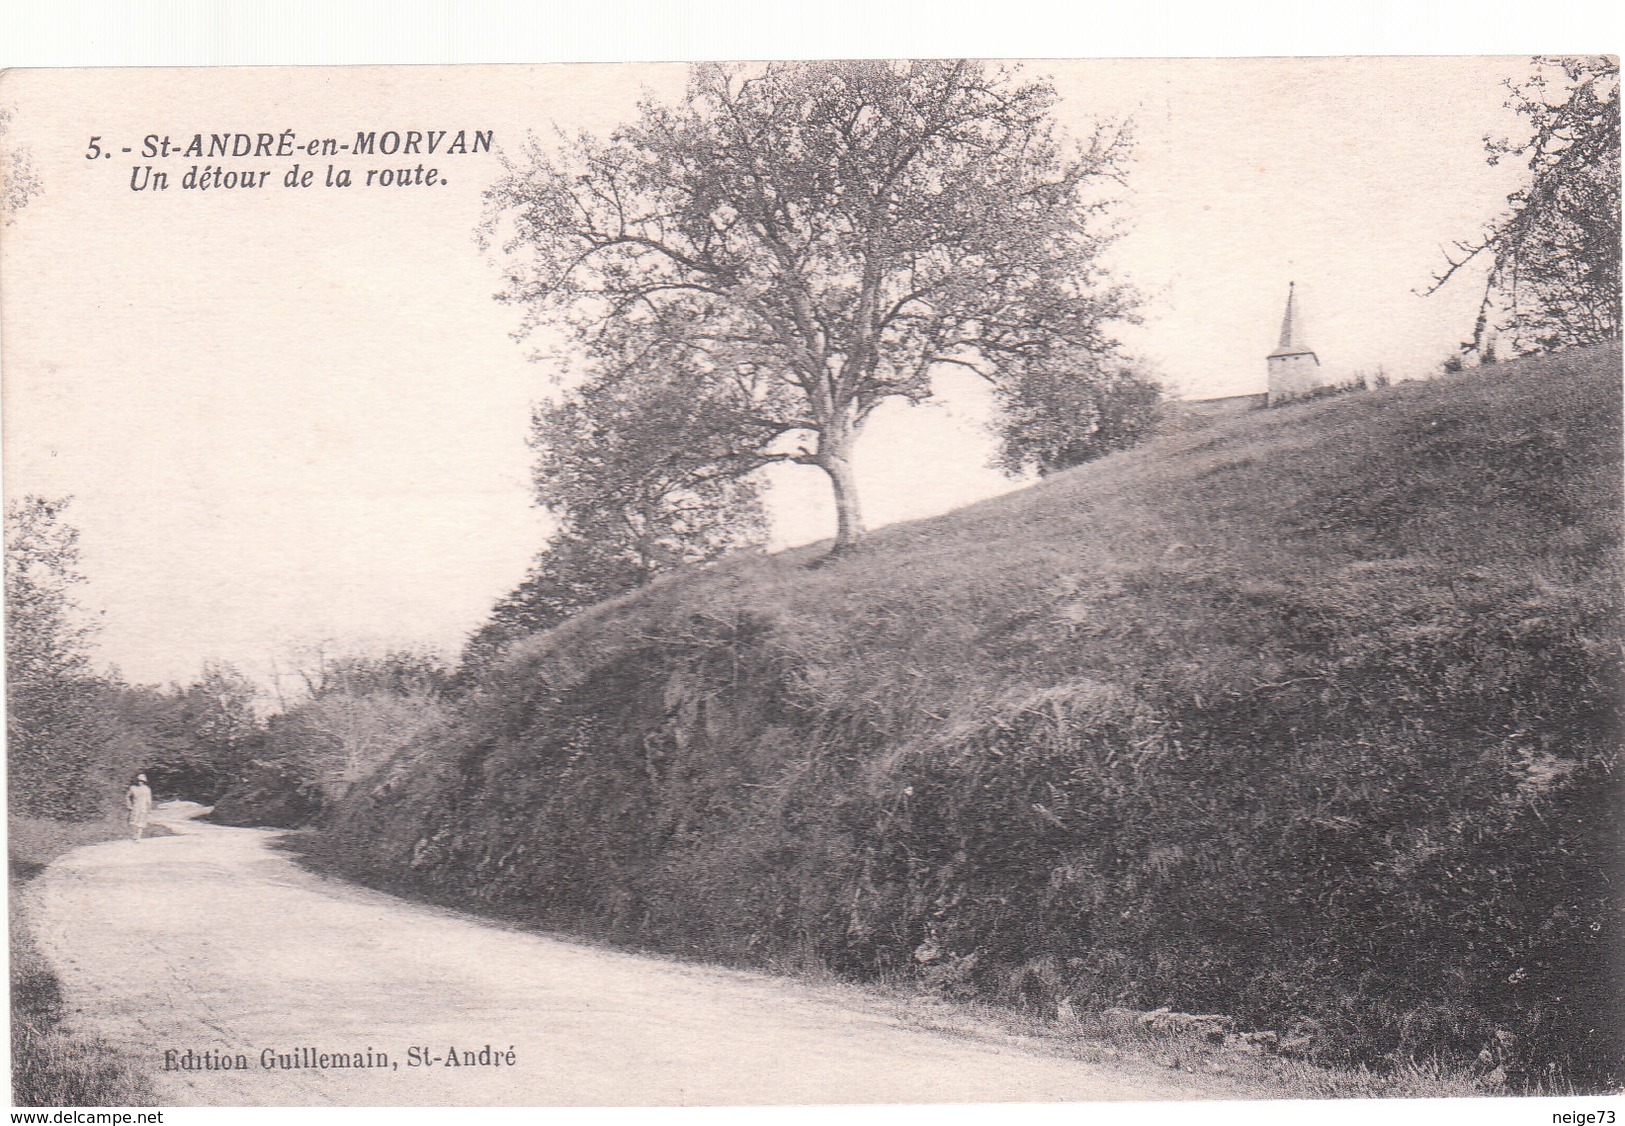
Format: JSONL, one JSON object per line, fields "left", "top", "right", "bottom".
{"left": 321, "top": 344, "right": 1622, "bottom": 1091}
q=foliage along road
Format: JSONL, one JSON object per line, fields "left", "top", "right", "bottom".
{"left": 26, "top": 803, "right": 1254, "bottom": 1106}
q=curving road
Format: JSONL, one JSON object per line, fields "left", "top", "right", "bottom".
{"left": 27, "top": 803, "right": 1254, "bottom": 1106}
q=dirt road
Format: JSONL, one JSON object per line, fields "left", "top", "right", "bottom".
{"left": 28, "top": 803, "right": 1250, "bottom": 1106}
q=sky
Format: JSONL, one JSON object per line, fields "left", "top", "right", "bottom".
{"left": 0, "top": 58, "right": 1537, "bottom": 688}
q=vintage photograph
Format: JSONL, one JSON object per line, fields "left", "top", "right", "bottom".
{"left": 2, "top": 57, "right": 1619, "bottom": 1108}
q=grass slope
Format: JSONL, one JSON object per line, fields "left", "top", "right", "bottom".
{"left": 323, "top": 344, "right": 1622, "bottom": 1092}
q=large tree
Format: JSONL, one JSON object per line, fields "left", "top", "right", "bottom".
{"left": 1428, "top": 56, "right": 1620, "bottom": 353}
{"left": 484, "top": 60, "right": 1138, "bottom": 553}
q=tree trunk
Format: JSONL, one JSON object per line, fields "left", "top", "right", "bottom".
{"left": 818, "top": 424, "right": 865, "bottom": 554}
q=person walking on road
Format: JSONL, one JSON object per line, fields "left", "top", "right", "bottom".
{"left": 126, "top": 774, "right": 153, "bottom": 841}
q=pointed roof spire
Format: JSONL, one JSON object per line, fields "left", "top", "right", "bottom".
{"left": 1269, "top": 281, "right": 1314, "bottom": 358}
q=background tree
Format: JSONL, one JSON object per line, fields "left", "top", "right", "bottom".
{"left": 530, "top": 356, "right": 771, "bottom": 578}
{"left": 484, "top": 59, "right": 1139, "bottom": 554}
{"left": 4, "top": 496, "right": 135, "bottom": 818}
{"left": 5, "top": 497, "right": 92, "bottom": 689}
{"left": 464, "top": 291, "right": 774, "bottom": 675}
{"left": 156, "top": 664, "right": 265, "bottom": 799}
{"left": 1427, "top": 56, "right": 1620, "bottom": 353}
{"left": 212, "top": 648, "right": 451, "bottom": 825}
{"left": 461, "top": 356, "right": 772, "bottom": 673}
{"left": 284, "top": 648, "right": 449, "bottom": 805}
{"left": 992, "top": 350, "right": 1162, "bottom": 476}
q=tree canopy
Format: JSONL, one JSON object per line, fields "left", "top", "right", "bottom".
{"left": 484, "top": 59, "right": 1142, "bottom": 553}
{"left": 461, "top": 364, "right": 771, "bottom": 675}
{"left": 4, "top": 496, "right": 139, "bottom": 817}
{"left": 529, "top": 358, "right": 770, "bottom": 577}
{"left": 992, "top": 352, "right": 1162, "bottom": 477}
{"left": 1429, "top": 56, "right": 1620, "bottom": 353}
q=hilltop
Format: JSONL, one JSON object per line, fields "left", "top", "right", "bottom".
{"left": 320, "top": 344, "right": 1622, "bottom": 1090}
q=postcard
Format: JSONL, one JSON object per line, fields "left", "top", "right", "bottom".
{"left": 3, "top": 58, "right": 1618, "bottom": 1110}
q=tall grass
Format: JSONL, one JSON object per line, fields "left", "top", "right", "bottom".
{"left": 9, "top": 817, "right": 158, "bottom": 1107}
{"left": 320, "top": 344, "right": 1622, "bottom": 1093}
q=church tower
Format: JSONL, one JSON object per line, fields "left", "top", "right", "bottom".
{"left": 1267, "top": 282, "right": 1322, "bottom": 405}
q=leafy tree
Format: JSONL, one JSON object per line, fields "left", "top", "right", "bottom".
{"left": 273, "top": 690, "right": 443, "bottom": 805}
{"left": 211, "top": 647, "right": 450, "bottom": 828}
{"left": 531, "top": 359, "right": 770, "bottom": 577}
{"left": 289, "top": 645, "right": 449, "bottom": 701}
{"left": 5, "top": 496, "right": 92, "bottom": 688}
{"left": 102, "top": 684, "right": 196, "bottom": 798}
{"left": 993, "top": 352, "right": 1161, "bottom": 476}
{"left": 4, "top": 496, "right": 132, "bottom": 817}
{"left": 1428, "top": 56, "right": 1620, "bottom": 353}
{"left": 464, "top": 318, "right": 775, "bottom": 677}
{"left": 156, "top": 664, "right": 266, "bottom": 799}
{"left": 484, "top": 60, "right": 1139, "bottom": 553}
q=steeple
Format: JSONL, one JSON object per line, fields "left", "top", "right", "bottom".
{"left": 1266, "top": 281, "right": 1322, "bottom": 405}
{"left": 1269, "top": 281, "right": 1314, "bottom": 358}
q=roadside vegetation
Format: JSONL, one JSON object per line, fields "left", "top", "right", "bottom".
{"left": 8, "top": 818, "right": 162, "bottom": 1106}
{"left": 866, "top": 983, "right": 1511, "bottom": 1098}
{"left": 6, "top": 495, "right": 255, "bottom": 1103}
{"left": 208, "top": 648, "right": 452, "bottom": 828}
{"left": 315, "top": 344, "right": 1621, "bottom": 1094}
